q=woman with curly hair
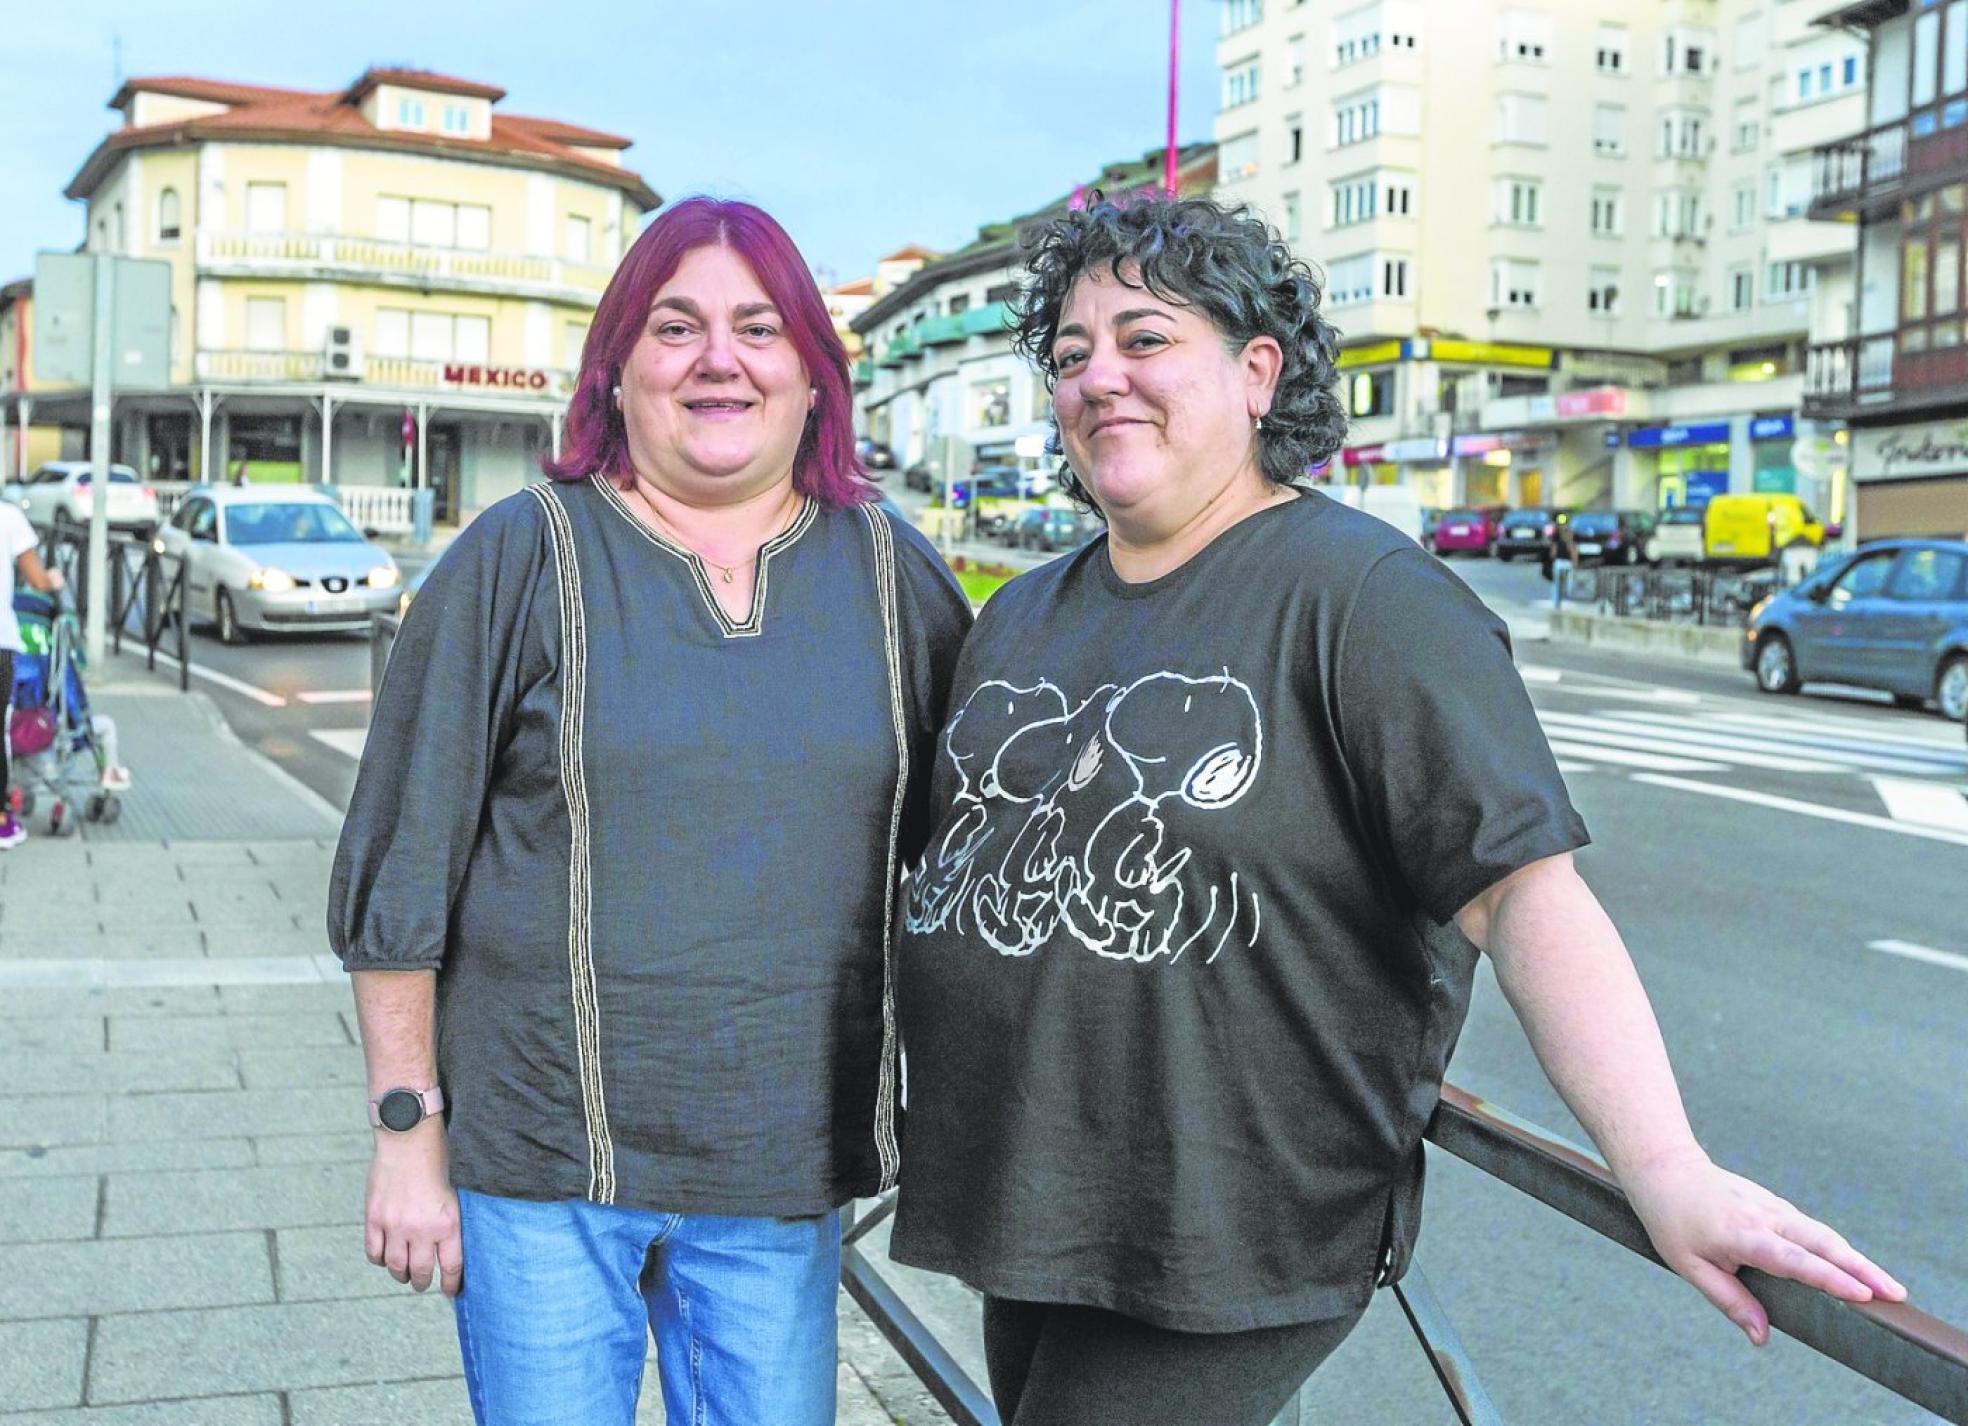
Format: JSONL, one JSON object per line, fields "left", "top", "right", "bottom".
{"left": 889, "top": 193, "right": 1900, "bottom": 1426}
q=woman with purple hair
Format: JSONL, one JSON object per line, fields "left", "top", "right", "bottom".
{"left": 329, "top": 197, "right": 970, "bottom": 1425}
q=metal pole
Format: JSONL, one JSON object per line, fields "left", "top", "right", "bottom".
{"left": 550, "top": 408, "right": 563, "bottom": 459}
{"left": 15, "top": 395, "right": 29, "bottom": 484}
{"left": 416, "top": 401, "right": 428, "bottom": 492}
{"left": 86, "top": 254, "right": 115, "bottom": 668}
{"left": 1165, "top": 0, "right": 1180, "bottom": 195}
{"left": 197, "top": 388, "right": 213, "bottom": 484}
{"left": 319, "top": 392, "right": 336, "bottom": 488}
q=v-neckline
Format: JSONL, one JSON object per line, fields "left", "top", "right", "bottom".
{"left": 593, "top": 476, "right": 817, "bottom": 639}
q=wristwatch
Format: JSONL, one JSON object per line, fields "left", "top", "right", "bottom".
{"left": 369, "top": 1085, "right": 445, "bottom": 1133}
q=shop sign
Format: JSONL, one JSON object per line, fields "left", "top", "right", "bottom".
{"left": 1627, "top": 421, "right": 1731, "bottom": 449}
{"left": 1452, "top": 431, "right": 1540, "bottom": 457}
{"left": 1852, "top": 419, "right": 1968, "bottom": 481}
{"left": 1341, "top": 444, "right": 1386, "bottom": 466}
{"left": 1383, "top": 437, "right": 1449, "bottom": 462}
{"left": 1686, "top": 470, "right": 1730, "bottom": 506}
{"left": 1421, "top": 338, "right": 1555, "bottom": 369}
{"left": 1749, "top": 414, "right": 1795, "bottom": 442}
{"left": 1337, "top": 339, "right": 1404, "bottom": 370}
{"left": 1556, "top": 387, "right": 1627, "bottom": 418}
{"left": 1753, "top": 466, "right": 1798, "bottom": 494}
{"left": 442, "top": 364, "right": 554, "bottom": 392}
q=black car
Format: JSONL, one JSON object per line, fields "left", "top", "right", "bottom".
{"left": 1004, "top": 507, "right": 1095, "bottom": 552}
{"left": 855, "top": 438, "right": 897, "bottom": 473}
{"left": 1496, "top": 507, "right": 1569, "bottom": 561}
{"left": 1565, "top": 511, "right": 1648, "bottom": 567}
{"left": 903, "top": 462, "right": 935, "bottom": 492}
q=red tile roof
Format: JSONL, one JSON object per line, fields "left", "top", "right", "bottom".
{"left": 75, "top": 70, "right": 656, "bottom": 209}
{"left": 879, "top": 244, "right": 942, "bottom": 262}
{"left": 831, "top": 277, "right": 875, "bottom": 296}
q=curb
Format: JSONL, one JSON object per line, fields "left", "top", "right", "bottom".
{"left": 1546, "top": 607, "right": 1744, "bottom": 668}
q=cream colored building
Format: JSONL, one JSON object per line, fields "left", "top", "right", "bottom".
{"left": 1216, "top": 0, "right": 1862, "bottom": 518}
{"left": 2, "top": 68, "right": 658, "bottom": 525}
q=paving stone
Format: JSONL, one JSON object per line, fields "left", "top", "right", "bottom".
{"left": 107, "top": 1087, "right": 356, "bottom": 1143}
{"left": 111, "top": 1012, "right": 348, "bottom": 1054}
{"left": 236, "top": 1045, "right": 366, "bottom": 1090}
{"left": 274, "top": 1225, "right": 402, "bottom": 1303}
{"left": 0, "top": 987, "right": 223, "bottom": 1019}
{"left": 92, "top": 903, "right": 203, "bottom": 931}
{"left": 147, "top": 842, "right": 261, "bottom": 865}
{"left": 218, "top": 984, "right": 354, "bottom": 1015}
{"left": 186, "top": 883, "right": 285, "bottom": 908}
{"left": 0, "top": 1175, "right": 99, "bottom": 1243}
{"left": 88, "top": 1294, "right": 461, "bottom": 1403}
{"left": 0, "top": 1016, "right": 105, "bottom": 1053}
{"left": 0, "top": 1317, "right": 87, "bottom": 1410}
{"left": 91, "top": 876, "right": 194, "bottom": 906}
{"left": 254, "top": 1132, "right": 372, "bottom": 1167}
{"left": 0, "top": 1094, "right": 106, "bottom": 1149}
{"left": 0, "top": 929, "right": 210, "bottom": 962}
{"left": 0, "top": 1051, "right": 241, "bottom": 1095}
{"left": 0, "top": 1399, "right": 282, "bottom": 1425}
{"left": 104, "top": 1162, "right": 364, "bottom": 1237}
{"left": 289, "top": 1377, "right": 476, "bottom": 1426}
{"left": 0, "top": 1230, "right": 273, "bottom": 1319}
{"left": 0, "top": 1137, "right": 254, "bottom": 1181}
{"left": 203, "top": 928, "right": 334, "bottom": 960}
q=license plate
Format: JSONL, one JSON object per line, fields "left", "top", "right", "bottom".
{"left": 1448, "top": 525, "right": 1470, "bottom": 535}
{"left": 1512, "top": 527, "right": 1533, "bottom": 538}
{"left": 1578, "top": 542, "right": 1602, "bottom": 555}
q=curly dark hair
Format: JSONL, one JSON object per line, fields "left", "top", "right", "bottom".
{"left": 1011, "top": 193, "right": 1347, "bottom": 504}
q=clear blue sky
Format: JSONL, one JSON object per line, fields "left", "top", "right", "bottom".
{"left": 4, "top": 0, "right": 1223, "bottom": 285}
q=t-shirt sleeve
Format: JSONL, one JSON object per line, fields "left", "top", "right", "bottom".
{"left": 327, "top": 496, "right": 551, "bottom": 971}
{"left": 1333, "top": 546, "right": 1588, "bottom": 924}
{"left": 2, "top": 506, "right": 35, "bottom": 561}
{"left": 884, "top": 510, "right": 974, "bottom": 865}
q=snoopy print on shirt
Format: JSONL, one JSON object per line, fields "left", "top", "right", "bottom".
{"left": 904, "top": 671, "right": 1265, "bottom": 965}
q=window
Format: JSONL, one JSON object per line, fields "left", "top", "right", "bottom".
{"left": 1766, "top": 159, "right": 1810, "bottom": 218}
{"left": 1331, "top": 174, "right": 1377, "bottom": 226}
{"left": 1659, "top": 110, "right": 1706, "bottom": 157}
{"left": 1587, "top": 267, "right": 1621, "bottom": 314}
{"left": 441, "top": 104, "right": 471, "bottom": 135}
{"left": 1221, "top": 129, "right": 1260, "bottom": 180}
{"left": 1765, "top": 260, "right": 1812, "bottom": 300}
{"left": 156, "top": 188, "right": 181, "bottom": 244}
{"left": 1490, "top": 258, "right": 1540, "bottom": 309}
{"left": 1653, "top": 190, "right": 1702, "bottom": 238}
{"left": 375, "top": 309, "right": 409, "bottom": 358}
{"left": 1729, "top": 266, "right": 1754, "bottom": 312}
{"left": 1914, "top": 9, "right": 1940, "bottom": 109}
{"left": 1734, "top": 14, "right": 1764, "bottom": 68}
{"left": 1348, "top": 369, "right": 1394, "bottom": 417}
{"left": 1225, "top": 57, "right": 1262, "bottom": 107}
{"left": 565, "top": 214, "right": 593, "bottom": 263}
{"left": 1325, "top": 254, "right": 1375, "bottom": 306}
{"left": 454, "top": 314, "right": 490, "bottom": 364}
{"left": 395, "top": 96, "right": 426, "bottom": 127}
{"left": 1732, "top": 182, "right": 1755, "bottom": 231}
{"left": 946, "top": 293, "right": 971, "bottom": 314}
{"left": 383, "top": 310, "right": 501, "bottom": 364}
{"left": 377, "top": 196, "right": 410, "bottom": 243}
{"left": 245, "top": 182, "right": 286, "bottom": 234}
{"left": 1595, "top": 23, "right": 1627, "bottom": 73}
{"left": 1288, "top": 35, "right": 1306, "bottom": 87}
{"left": 1381, "top": 255, "right": 1410, "bottom": 298}
{"left": 1495, "top": 92, "right": 1548, "bottom": 145}
{"left": 1590, "top": 187, "right": 1623, "bottom": 236}
{"left": 245, "top": 297, "right": 285, "bottom": 352}
{"left": 1223, "top": 0, "right": 1262, "bottom": 34}
{"left": 1886, "top": 549, "right": 1966, "bottom": 602}
{"left": 1384, "top": 178, "right": 1412, "bottom": 215}
{"left": 412, "top": 311, "right": 451, "bottom": 361}
{"left": 1333, "top": 93, "right": 1381, "bottom": 145}
{"left": 1653, "top": 270, "right": 1699, "bottom": 317}
{"left": 1332, "top": 4, "right": 1382, "bottom": 68}
{"left": 411, "top": 199, "right": 456, "bottom": 249}
{"left": 1498, "top": 9, "right": 1551, "bottom": 63}
{"left": 1844, "top": 54, "right": 1860, "bottom": 88}
{"left": 1734, "top": 111, "right": 1760, "bottom": 153}
{"left": 1904, "top": 238, "right": 1930, "bottom": 321}
{"left": 1661, "top": 29, "right": 1712, "bottom": 76}
{"left": 1797, "top": 67, "right": 1815, "bottom": 102}
{"left": 1494, "top": 178, "right": 1542, "bottom": 226}
{"left": 456, "top": 204, "right": 491, "bottom": 251}
{"left": 1592, "top": 103, "right": 1626, "bottom": 156}
{"left": 1828, "top": 552, "right": 1894, "bottom": 610}
{"left": 984, "top": 282, "right": 1018, "bottom": 305}
{"left": 1286, "top": 115, "right": 1305, "bottom": 163}
{"left": 1283, "top": 191, "right": 1302, "bottom": 241}
{"left": 1946, "top": 3, "right": 1968, "bottom": 99}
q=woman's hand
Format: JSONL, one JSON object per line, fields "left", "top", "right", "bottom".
{"left": 365, "top": 1123, "right": 464, "bottom": 1297}
{"left": 1621, "top": 1146, "right": 1906, "bottom": 1345}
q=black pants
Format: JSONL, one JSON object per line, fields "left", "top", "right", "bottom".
{"left": 0, "top": 649, "right": 12, "bottom": 793}
{"left": 982, "top": 1296, "right": 1364, "bottom": 1426}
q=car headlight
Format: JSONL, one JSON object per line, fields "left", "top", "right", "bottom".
{"left": 366, "top": 565, "right": 400, "bottom": 589}
{"left": 1747, "top": 596, "right": 1772, "bottom": 623}
{"left": 249, "top": 568, "right": 297, "bottom": 593}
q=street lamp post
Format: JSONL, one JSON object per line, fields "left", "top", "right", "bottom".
{"left": 1165, "top": 0, "right": 1180, "bottom": 195}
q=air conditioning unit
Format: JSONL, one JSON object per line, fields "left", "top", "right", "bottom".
{"left": 324, "top": 325, "right": 365, "bottom": 380}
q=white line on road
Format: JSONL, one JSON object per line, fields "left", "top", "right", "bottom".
{"left": 295, "top": 689, "right": 373, "bottom": 705}
{"left": 1537, "top": 712, "right": 1845, "bottom": 773}
{"left": 1607, "top": 711, "right": 1963, "bottom": 776}
{"left": 145, "top": 649, "right": 288, "bottom": 708}
{"left": 310, "top": 728, "right": 368, "bottom": 760}
{"left": 1707, "top": 710, "right": 1964, "bottom": 751}
{"left": 1869, "top": 777, "right": 1968, "bottom": 832}
{"left": 1632, "top": 774, "right": 1968, "bottom": 848}
{"left": 1516, "top": 665, "right": 1702, "bottom": 703}
{"left": 1519, "top": 666, "right": 1564, "bottom": 684}
{"left": 1553, "top": 760, "right": 1598, "bottom": 774}
{"left": 1543, "top": 739, "right": 1726, "bottom": 773}
{"left": 1867, "top": 939, "right": 1968, "bottom": 976}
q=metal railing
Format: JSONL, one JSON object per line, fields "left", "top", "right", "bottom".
{"left": 196, "top": 229, "right": 616, "bottom": 300}
{"left": 1812, "top": 120, "right": 1909, "bottom": 212}
{"left": 1555, "top": 564, "right": 1783, "bottom": 627}
{"left": 35, "top": 526, "right": 190, "bottom": 690}
{"left": 836, "top": 1086, "right": 1968, "bottom": 1425}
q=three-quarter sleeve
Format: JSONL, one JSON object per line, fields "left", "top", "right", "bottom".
{"left": 1333, "top": 547, "right": 1589, "bottom": 925}
{"left": 328, "top": 495, "right": 551, "bottom": 970}
{"left": 885, "top": 513, "right": 973, "bottom": 864}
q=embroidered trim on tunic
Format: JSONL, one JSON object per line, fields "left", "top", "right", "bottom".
{"left": 858, "top": 503, "right": 910, "bottom": 1189}
{"left": 592, "top": 475, "right": 817, "bottom": 639}
{"left": 527, "top": 483, "right": 617, "bottom": 1203}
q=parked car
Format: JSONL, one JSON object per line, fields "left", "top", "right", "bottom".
{"left": 2, "top": 461, "right": 160, "bottom": 535}
{"left": 1431, "top": 505, "right": 1507, "bottom": 557}
{"left": 154, "top": 485, "right": 402, "bottom": 644}
{"left": 1742, "top": 539, "right": 1968, "bottom": 720}
{"left": 1645, "top": 506, "right": 1706, "bottom": 566}
{"left": 1563, "top": 510, "right": 1648, "bottom": 567}
{"left": 937, "top": 468, "right": 1042, "bottom": 534}
{"left": 1420, "top": 507, "right": 1445, "bottom": 544}
{"left": 1704, "top": 493, "right": 1828, "bottom": 568}
{"left": 1004, "top": 506, "right": 1097, "bottom": 552}
{"left": 855, "top": 438, "right": 896, "bottom": 473}
{"left": 1496, "top": 506, "right": 1569, "bottom": 562}
{"left": 903, "top": 462, "right": 936, "bottom": 492}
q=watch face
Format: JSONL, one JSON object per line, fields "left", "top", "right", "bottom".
{"left": 377, "top": 1089, "right": 424, "bottom": 1133}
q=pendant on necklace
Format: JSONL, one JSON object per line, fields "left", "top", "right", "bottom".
{"left": 719, "top": 566, "right": 734, "bottom": 584}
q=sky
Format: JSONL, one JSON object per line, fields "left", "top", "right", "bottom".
{"left": 2, "top": 0, "right": 1224, "bottom": 286}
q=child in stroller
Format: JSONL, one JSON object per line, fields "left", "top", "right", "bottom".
{"left": 5, "top": 586, "right": 133, "bottom": 842}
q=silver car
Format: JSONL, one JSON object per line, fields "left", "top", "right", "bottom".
{"left": 2, "top": 461, "right": 160, "bottom": 534}
{"left": 155, "top": 486, "right": 402, "bottom": 643}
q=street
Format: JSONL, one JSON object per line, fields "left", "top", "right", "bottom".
{"left": 118, "top": 518, "right": 1968, "bottom": 1424}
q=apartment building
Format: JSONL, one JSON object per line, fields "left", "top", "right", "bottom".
{"left": 0, "top": 68, "right": 658, "bottom": 524}
{"left": 1804, "top": 0, "right": 1968, "bottom": 539}
{"left": 1215, "top": 0, "right": 1863, "bottom": 519}
{"left": 852, "top": 147, "right": 1218, "bottom": 480}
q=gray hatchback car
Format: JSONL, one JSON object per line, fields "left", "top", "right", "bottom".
{"left": 1742, "top": 538, "right": 1968, "bottom": 720}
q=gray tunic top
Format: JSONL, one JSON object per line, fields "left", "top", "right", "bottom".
{"left": 329, "top": 477, "right": 970, "bottom": 1216}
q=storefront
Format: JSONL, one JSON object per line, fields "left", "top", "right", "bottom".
{"left": 1626, "top": 421, "right": 1732, "bottom": 509}
{"left": 1851, "top": 419, "right": 1968, "bottom": 539}
{"left": 1451, "top": 432, "right": 1548, "bottom": 508}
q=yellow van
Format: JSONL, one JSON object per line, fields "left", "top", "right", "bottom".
{"left": 1702, "top": 494, "right": 1826, "bottom": 566}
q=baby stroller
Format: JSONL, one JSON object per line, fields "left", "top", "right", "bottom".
{"left": 6, "top": 588, "right": 122, "bottom": 835}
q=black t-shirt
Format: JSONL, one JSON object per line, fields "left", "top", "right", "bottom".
{"left": 890, "top": 492, "right": 1589, "bottom": 1331}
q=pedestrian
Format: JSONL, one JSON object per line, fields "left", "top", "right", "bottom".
{"left": 891, "top": 193, "right": 1904, "bottom": 1426}
{"left": 327, "top": 196, "right": 970, "bottom": 1426}
{"left": 1549, "top": 514, "right": 1577, "bottom": 609}
{"left": 1, "top": 498, "right": 66, "bottom": 850}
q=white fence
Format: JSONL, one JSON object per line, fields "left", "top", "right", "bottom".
{"left": 149, "top": 482, "right": 416, "bottom": 535}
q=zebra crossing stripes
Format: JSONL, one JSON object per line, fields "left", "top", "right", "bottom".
{"left": 1537, "top": 712, "right": 1846, "bottom": 774}
{"left": 1536, "top": 707, "right": 1968, "bottom": 780}
{"left": 1871, "top": 777, "right": 1968, "bottom": 832}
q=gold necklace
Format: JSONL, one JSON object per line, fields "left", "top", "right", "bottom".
{"left": 635, "top": 484, "right": 800, "bottom": 584}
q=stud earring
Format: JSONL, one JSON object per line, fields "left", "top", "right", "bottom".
{"left": 611, "top": 383, "right": 622, "bottom": 405}
{"left": 1255, "top": 415, "right": 1265, "bottom": 433}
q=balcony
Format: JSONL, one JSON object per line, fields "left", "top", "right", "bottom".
{"left": 195, "top": 231, "right": 617, "bottom": 305}
{"left": 1804, "top": 329, "right": 1968, "bottom": 420}
{"left": 1811, "top": 110, "right": 1968, "bottom": 221}
{"left": 193, "top": 349, "right": 575, "bottom": 398}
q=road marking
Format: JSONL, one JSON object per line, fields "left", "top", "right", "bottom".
{"left": 144, "top": 649, "right": 287, "bottom": 708}
{"left": 0, "top": 955, "right": 347, "bottom": 990}
{"left": 1708, "top": 710, "right": 1963, "bottom": 751}
{"left": 1538, "top": 712, "right": 1845, "bottom": 773}
{"left": 1867, "top": 939, "right": 1968, "bottom": 976}
{"left": 1519, "top": 666, "right": 1563, "bottom": 684}
{"left": 1610, "top": 711, "right": 1964, "bottom": 776}
{"left": 1869, "top": 777, "right": 1968, "bottom": 832}
{"left": 1633, "top": 774, "right": 1968, "bottom": 848}
{"left": 309, "top": 728, "right": 368, "bottom": 760}
{"left": 296, "top": 689, "right": 372, "bottom": 705}
{"left": 1543, "top": 739, "right": 1726, "bottom": 773}
{"left": 1518, "top": 664, "right": 1702, "bottom": 704}
{"left": 1553, "top": 759, "right": 1598, "bottom": 774}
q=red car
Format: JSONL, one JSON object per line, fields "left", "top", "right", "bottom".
{"left": 1431, "top": 505, "right": 1507, "bottom": 557}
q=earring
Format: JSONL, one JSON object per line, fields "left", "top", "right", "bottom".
{"left": 1255, "top": 415, "right": 1265, "bottom": 433}
{"left": 611, "top": 383, "right": 622, "bottom": 405}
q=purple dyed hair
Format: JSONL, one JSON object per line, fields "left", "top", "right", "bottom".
{"left": 541, "top": 196, "right": 873, "bottom": 508}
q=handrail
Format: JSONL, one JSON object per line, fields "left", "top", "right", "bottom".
{"left": 34, "top": 527, "right": 189, "bottom": 690}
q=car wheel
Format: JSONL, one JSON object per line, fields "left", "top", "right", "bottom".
{"left": 1496, "top": 551, "right": 1512, "bottom": 563}
{"left": 1755, "top": 634, "right": 1800, "bottom": 695}
{"left": 216, "top": 588, "right": 246, "bottom": 645}
{"left": 1936, "top": 655, "right": 1968, "bottom": 722}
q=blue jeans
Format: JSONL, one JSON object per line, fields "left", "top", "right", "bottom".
{"left": 1550, "top": 557, "right": 1573, "bottom": 609}
{"left": 452, "top": 1188, "right": 840, "bottom": 1426}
